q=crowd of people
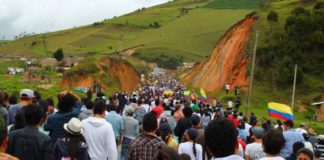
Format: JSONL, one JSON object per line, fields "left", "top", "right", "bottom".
{"left": 0, "top": 73, "right": 323, "bottom": 160}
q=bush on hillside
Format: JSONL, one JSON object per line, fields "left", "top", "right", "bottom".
{"left": 53, "top": 48, "right": 64, "bottom": 62}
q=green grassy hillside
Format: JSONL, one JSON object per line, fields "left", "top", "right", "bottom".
{"left": 0, "top": 0, "right": 256, "bottom": 63}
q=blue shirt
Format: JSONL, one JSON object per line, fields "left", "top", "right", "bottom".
{"left": 44, "top": 101, "right": 82, "bottom": 142}
{"left": 105, "top": 111, "right": 124, "bottom": 139}
{"left": 281, "top": 129, "right": 304, "bottom": 158}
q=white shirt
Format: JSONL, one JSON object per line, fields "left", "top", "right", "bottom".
{"left": 211, "top": 155, "right": 244, "bottom": 160}
{"left": 228, "top": 101, "right": 233, "bottom": 108}
{"left": 178, "top": 142, "right": 203, "bottom": 160}
{"left": 245, "top": 143, "right": 265, "bottom": 160}
{"left": 226, "top": 84, "right": 230, "bottom": 90}
{"left": 259, "top": 156, "right": 285, "bottom": 160}
{"left": 81, "top": 117, "right": 117, "bottom": 160}
{"left": 295, "top": 128, "right": 307, "bottom": 135}
{"left": 245, "top": 123, "right": 251, "bottom": 136}
{"left": 142, "top": 104, "right": 151, "bottom": 113}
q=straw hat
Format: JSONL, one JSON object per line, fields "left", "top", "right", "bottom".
{"left": 308, "top": 128, "right": 316, "bottom": 135}
{"left": 64, "top": 118, "right": 84, "bottom": 135}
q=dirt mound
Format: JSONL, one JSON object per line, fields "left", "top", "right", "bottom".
{"left": 60, "top": 57, "right": 140, "bottom": 92}
{"left": 181, "top": 12, "right": 257, "bottom": 92}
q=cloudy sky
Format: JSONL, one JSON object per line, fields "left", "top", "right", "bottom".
{"left": 0, "top": 0, "right": 170, "bottom": 40}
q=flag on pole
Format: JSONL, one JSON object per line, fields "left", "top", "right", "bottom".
{"left": 200, "top": 88, "right": 207, "bottom": 104}
{"left": 191, "top": 90, "right": 197, "bottom": 100}
{"left": 268, "top": 102, "right": 294, "bottom": 121}
{"left": 184, "top": 90, "right": 191, "bottom": 96}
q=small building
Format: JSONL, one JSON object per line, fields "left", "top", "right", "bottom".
{"left": 7, "top": 67, "right": 25, "bottom": 75}
{"left": 40, "top": 58, "right": 57, "bottom": 68}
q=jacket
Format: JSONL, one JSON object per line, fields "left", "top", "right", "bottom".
{"left": 7, "top": 125, "right": 54, "bottom": 160}
{"left": 79, "top": 109, "right": 93, "bottom": 121}
{"left": 174, "top": 117, "right": 192, "bottom": 142}
{"left": 44, "top": 101, "right": 82, "bottom": 142}
{"left": 54, "top": 138, "right": 90, "bottom": 160}
{"left": 81, "top": 117, "right": 117, "bottom": 160}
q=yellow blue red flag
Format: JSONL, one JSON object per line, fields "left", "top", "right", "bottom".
{"left": 268, "top": 102, "right": 294, "bottom": 120}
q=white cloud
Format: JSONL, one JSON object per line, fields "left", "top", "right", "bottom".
{"left": 0, "top": 0, "right": 170, "bottom": 39}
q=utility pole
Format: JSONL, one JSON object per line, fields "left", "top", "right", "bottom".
{"left": 246, "top": 31, "right": 259, "bottom": 116}
{"left": 42, "top": 34, "right": 47, "bottom": 57}
{"left": 291, "top": 64, "right": 298, "bottom": 110}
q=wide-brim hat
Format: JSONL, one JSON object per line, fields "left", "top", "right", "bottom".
{"left": 308, "top": 128, "right": 316, "bottom": 135}
{"left": 318, "top": 134, "right": 324, "bottom": 141}
{"left": 64, "top": 118, "right": 84, "bottom": 135}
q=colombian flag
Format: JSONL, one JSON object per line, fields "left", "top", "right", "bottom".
{"left": 268, "top": 102, "right": 294, "bottom": 121}
{"left": 200, "top": 88, "right": 207, "bottom": 104}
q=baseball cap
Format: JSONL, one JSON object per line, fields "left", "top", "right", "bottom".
{"left": 20, "top": 89, "right": 35, "bottom": 99}
{"left": 160, "top": 123, "right": 171, "bottom": 131}
{"left": 191, "top": 114, "right": 201, "bottom": 125}
{"left": 252, "top": 127, "right": 264, "bottom": 139}
{"left": 125, "top": 106, "right": 135, "bottom": 114}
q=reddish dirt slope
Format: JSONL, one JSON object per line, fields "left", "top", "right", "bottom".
{"left": 181, "top": 13, "right": 258, "bottom": 92}
{"left": 60, "top": 57, "right": 140, "bottom": 92}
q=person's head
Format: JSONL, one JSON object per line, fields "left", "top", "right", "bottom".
{"left": 175, "top": 104, "right": 181, "bottom": 111}
{"left": 85, "top": 100, "right": 94, "bottom": 110}
{"left": 205, "top": 119, "right": 238, "bottom": 158}
{"left": 182, "top": 106, "right": 193, "bottom": 118}
{"left": 33, "top": 90, "right": 41, "bottom": 103}
{"left": 262, "top": 130, "right": 286, "bottom": 156}
{"left": 63, "top": 118, "right": 86, "bottom": 160}
{"left": 251, "top": 127, "right": 264, "bottom": 140}
{"left": 8, "top": 95, "right": 17, "bottom": 105}
{"left": 238, "top": 121, "right": 245, "bottom": 129}
{"left": 22, "top": 104, "right": 43, "bottom": 126}
{"left": 297, "top": 148, "right": 313, "bottom": 160}
{"left": 277, "top": 120, "right": 282, "bottom": 126}
{"left": 0, "top": 117, "right": 8, "bottom": 152}
{"left": 191, "top": 114, "right": 201, "bottom": 126}
{"left": 300, "top": 123, "right": 306, "bottom": 129}
{"left": 107, "top": 104, "right": 117, "bottom": 112}
{"left": 143, "top": 112, "right": 158, "bottom": 133}
{"left": 179, "top": 153, "right": 191, "bottom": 160}
{"left": 159, "top": 123, "right": 172, "bottom": 143}
{"left": 283, "top": 119, "right": 294, "bottom": 130}
{"left": 302, "top": 133, "right": 309, "bottom": 141}
{"left": 314, "top": 150, "right": 321, "bottom": 160}
{"left": 20, "top": 89, "right": 34, "bottom": 104}
{"left": 93, "top": 99, "right": 106, "bottom": 116}
{"left": 38, "top": 100, "right": 49, "bottom": 122}
{"left": 0, "top": 92, "right": 9, "bottom": 107}
{"left": 125, "top": 106, "right": 135, "bottom": 116}
{"left": 293, "top": 142, "right": 305, "bottom": 154}
{"left": 153, "top": 145, "right": 180, "bottom": 160}
{"left": 58, "top": 91, "right": 78, "bottom": 113}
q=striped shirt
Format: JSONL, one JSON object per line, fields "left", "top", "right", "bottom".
{"left": 281, "top": 129, "right": 304, "bottom": 158}
{"left": 315, "top": 143, "right": 324, "bottom": 160}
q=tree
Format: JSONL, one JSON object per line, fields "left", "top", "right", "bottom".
{"left": 53, "top": 48, "right": 64, "bottom": 62}
{"left": 267, "top": 10, "right": 278, "bottom": 32}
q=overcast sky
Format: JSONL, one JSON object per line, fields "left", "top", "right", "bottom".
{"left": 0, "top": 0, "right": 170, "bottom": 40}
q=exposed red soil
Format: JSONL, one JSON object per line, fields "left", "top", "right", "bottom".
{"left": 181, "top": 12, "right": 258, "bottom": 92}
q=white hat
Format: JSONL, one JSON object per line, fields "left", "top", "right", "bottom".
{"left": 318, "top": 135, "right": 324, "bottom": 141}
{"left": 64, "top": 118, "right": 84, "bottom": 135}
{"left": 20, "top": 89, "right": 34, "bottom": 99}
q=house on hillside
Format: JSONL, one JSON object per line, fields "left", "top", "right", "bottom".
{"left": 7, "top": 67, "right": 25, "bottom": 75}
{"left": 40, "top": 58, "right": 57, "bottom": 68}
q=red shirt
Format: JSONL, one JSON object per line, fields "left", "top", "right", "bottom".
{"left": 152, "top": 105, "right": 163, "bottom": 118}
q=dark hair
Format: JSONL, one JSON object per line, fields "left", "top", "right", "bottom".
{"left": 107, "top": 104, "right": 116, "bottom": 112}
{"left": 33, "top": 91, "right": 42, "bottom": 102}
{"left": 143, "top": 113, "right": 158, "bottom": 132}
{"left": 284, "top": 120, "right": 294, "bottom": 128}
{"left": 0, "top": 92, "right": 8, "bottom": 105}
{"left": 314, "top": 150, "right": 321, "bottom": 158}
{"left": 12, "top": 110, "right": 25, "bottom": 130}
{"left": 179, "top": 153, "right": 191, "bottom": 160}
{"left": 297, "top": 148, "right": 314, "bottom": 160}
{"left": 85, "top": 100, "right": 94, "bottom": 110}
{"left": 38, "top": 100, "right": 49, "bottom": 120}
{"left": 65, "top": 133, "right": 87, "bottom": 160}
{"left": 46, "top": 97, "right": 54, "bottom": 106}
{"left": 302, "top": 133, "right": 309, "bottom": 141}
{"left": 205, "top": 119, "right": 238, "bottom": 157}
{"left": 9, "top": 95, "right": 17, "bottom": 105}
{"left": 93, "top": 99, "right": 106, "bottom": 115}
{"left": 182, "top": 107, "right": 193, "bottom": 118}
{"left": 153, "top": 145, "right": 180, "bottom": 160}
{"left": 238, "top": 121, "right": 245, "bottom": 129}
{"left": 262, "top": 130, "right": 285, "bottom": 155}
{"left": 58, "top": 93, "right": 77, "bottom": 112}
{"left": 0, "top": 117, "right": 7, "bottom": 145}
{"left": 22, "top": 104, "right": 43, "bottom": 125}
{"left": 186, "top": 129, "right": 198, "bottom": 159}
{"left": 159, "top": 128, "right": 171, "bottom": 144}
{"left": 293, "top": 142, "right": 305, "bottom": 153}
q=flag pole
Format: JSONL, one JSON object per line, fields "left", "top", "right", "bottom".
{"left": 246, "top": 31, "right": 259, "bottom": 117}
{"left": 291, "top": 64, "right": 298, "bottom": 111}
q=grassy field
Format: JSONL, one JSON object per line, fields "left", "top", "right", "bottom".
{"left": 204, "top": 0, "right": 260, "bottom": 9}
{"left": 0, "top": 0, "right": 255, "bottom": 62}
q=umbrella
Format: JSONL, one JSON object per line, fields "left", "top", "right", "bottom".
{"left": 73, "top": 87, "right": 88, "bottom": 94}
